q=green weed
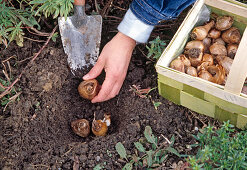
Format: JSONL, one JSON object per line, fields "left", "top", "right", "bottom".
{"left": 146, "top": 36, "right": 167, "bottom": 61}
{"left": 0, "top": 0, "right": 39, "bottom": 47}
{"left": 115, "top": 126, "right": 180, "bottom": 169}
{"left": 188, "top": 121, "right": 247, "bottom": 169}
{"left": 30, "top": 0, "right": 73, "bottom": 19}
{"left": 0, "top": 77, "right": 21, "bottom": 109}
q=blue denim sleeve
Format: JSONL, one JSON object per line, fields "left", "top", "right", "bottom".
{"left": 130, "top": 0, "right": 196, "bottom": 26}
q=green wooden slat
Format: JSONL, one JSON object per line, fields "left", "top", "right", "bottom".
{"left": 158, "top": 74, "right": 183, "bottom": 90}
{"left": 223, "top": 0, "right": 247, "bottom": 8}
{"left": 183, "top": 84, "right": 204, "bottom": 99}
{"left": 204, "top": 93, "right": 247, "bottom": 115}
{"left": 158, "top": 81, "right": 181, "bottom": 105}
{"left": 236, "top": 114, "right": 247, "bottom": 129}
{"left": 215, "top": 106, "right": 238, "bottom": 125}
{"left": 180, "top": 91, "right": 215, "bottom": 118}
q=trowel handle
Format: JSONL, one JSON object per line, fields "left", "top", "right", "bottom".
{"left": 74, "top": 0, "right": 85, "bottom": 6}
{"left": 74, "top": 0, "right": 86, "bottom": 17}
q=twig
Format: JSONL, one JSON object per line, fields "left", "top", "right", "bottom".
{"left": 27, "top": 27, "right": 50, "bottom": 37}
{"left": 2, "top": 70, "right": 10, "bottom": 83}
{"left": 31, "top": 25, "right": 57, "bottom": 62}
{"left": 189, "top": 110, "right": 207, "bottom": 127}
{"left": 24, "top": 36, "right": 46, "bottom": 43}
{"left": 0, "top": 25, "right": 58, "bottom": 99}
{"left": 104, "top": 15, "right": 122, "bottom": 20}
{"left": 16, "top": 56, "right": 34, "bottom": 63}
{"left": 101, "top": 0, "right": 114, "bottom": 17}
{"left": 0, "top": 83, "right": 6, "bottom": 89}
{"left": 112, "top": 4, "right": 127, "bottom": 11}
{"left": 94, "top": 0, "right": 99, "bottom": 13}
{"left": 1, "top": 55, "right": 17, "bottom": 63}
{"left": 161, "top": 134, "right": 171, "bottom": 144}
{"left": 137, "top": 46, "right": 148, "bottom": 59}
{"left": 0, "top": 74, "right": 21, "bottom": 99}
{"left": 7, "top": 61, "right": 12, "bottom": 79}
{"left": 3, "top": 92, "right": 22, "bottom": 112}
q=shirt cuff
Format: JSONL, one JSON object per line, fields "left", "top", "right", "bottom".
{"left": 117, "top": 9, "right": 154, "bottom": 43}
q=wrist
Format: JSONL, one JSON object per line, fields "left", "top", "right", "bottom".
{"left": 115, "top": 32, "right": 136, "bottom": 49}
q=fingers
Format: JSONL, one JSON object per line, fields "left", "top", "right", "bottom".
{"left": 83, "top": 57, "right": 104, "bottom": 80}
{"left": 91, "top": 75, "right": 123, "bottom": 103}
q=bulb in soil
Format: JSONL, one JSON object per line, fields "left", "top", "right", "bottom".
{"left": 78, "top": 79, "right": 100, "bottom": 100}
{"left": 71, "top": 119, "right": 90, "bottom": 137}
{"left": 92, "top": 113, "right": 111, "bottom": 136}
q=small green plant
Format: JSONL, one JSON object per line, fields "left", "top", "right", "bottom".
{"left": 30, "top": 0, "right": 73, "bottom": 19}
{"left": 115, "top": 126, "right": 180, "bottom": 169}
{"left": 0, "top": 78, "right": 20, "bottom": 109}
{"left": 152, "top": 101, "right": 162, "bottom": 110}
{"left": 0, "top": 0, "right": 73, "bottom": 48}
{"left": 0, "top": 0, "right": 39, "bottom": 47}
{"left": 188, "top": 121, "right": 247, "bottom": 169}
{"left": 146, "top": 36, "right": 167, "bottom": 60}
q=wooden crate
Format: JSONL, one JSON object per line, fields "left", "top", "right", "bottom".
{"left": 156, "top": 0, "right": 247, "bottom": 129}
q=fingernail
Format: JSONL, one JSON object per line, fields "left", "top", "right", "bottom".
{"left": 83, "top": 74, "right": 89, "bottom": 80}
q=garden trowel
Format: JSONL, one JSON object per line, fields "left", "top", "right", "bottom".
{"left": 58, "top": 0, "right": 102, "bottom": 77}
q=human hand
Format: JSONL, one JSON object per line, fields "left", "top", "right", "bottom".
{"left": 83, "top": 32, "right": 136, "bottom": 103}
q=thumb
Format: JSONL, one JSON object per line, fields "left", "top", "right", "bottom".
{"left": 83, "top": 58, "right": 104, "bottom": 80}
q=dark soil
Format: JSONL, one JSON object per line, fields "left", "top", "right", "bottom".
{"left": 0, "top": 1, "right": 220, "bottom": 169}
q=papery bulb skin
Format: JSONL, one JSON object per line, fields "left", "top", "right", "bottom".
{"left": 197, "top": 62, "right": 210, "bottom": 72}
{"left": 212, "top": 38, "right": 226, "bottom": 46}
{"left": 202, "top": 37, "right": 212, "bottom": 53}
{"left": 198, "top": 70, "right": 214, "bottom": 82}
{"left": 191, "top": 20, "right": 215, "bottom": 40}
{"left": 180, "top": 54, "right": 191, "bottom": 67}
{"left": 92, "top": 120, "right": 108, "bottom": 136}
{"left": 78, "top": 79, "right": 100, "bottom": 100}
{"left": 208, "top": 29, "right": 221, "bottom": 39}
{"left": 209, "top": 43, "right": 227, "bottom": 56}
{"left": 185, "top": 40, "right": 204, "bottom": 54}
{"left": 188, "top": 49, "right": 203, "bottom": 67}
{"left": 202, "top": 53, "right": 214, "bottom": 66}
{"left": 186, "top": 66, "right": 198, "bottom": 77}
{"left": 207, "top": 65, "right": 226, "bottom": 85}
{"left": 216, "top": 55, "right": 233, "bottom": 75}
{"left": 227, "top": 44, "right": 238, "bottom": 59}
{"left": 222, "top": 27, "right": 241, "bottom": 44}
{"left": 215, "top": 16, "right": 234, "bottom": 31}
{"left": 170, "top": 58, "right": 185, "bottom": 72}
